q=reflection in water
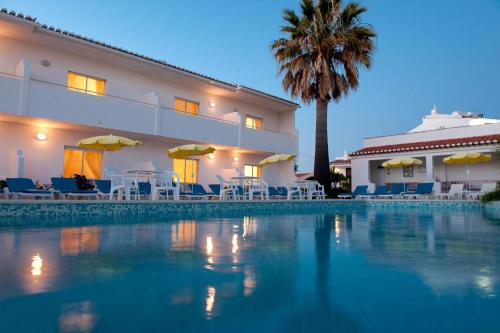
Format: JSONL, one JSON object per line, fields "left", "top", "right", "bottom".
{"left": 232, "top": 234, "right": 239, "bottom": 254}
{"left": 243, "top": 265, "right": 256, "bottom": 296}
{"left": 30, "top": 254, "right": 42, "bottom": 277}
{"left": 60, "top": 227, "right": 100, "bottom": 256}
{"left": 205, "top": 286, "right": 216, "bottom": 318}
{"left": 171, "top": 221, "right": 196, "bottom": 250}
{"left": 0, "top": 210, "right": 500, "bottom": 332}
{"left": 58, "top": 301, "right": 97, "bottom": 333}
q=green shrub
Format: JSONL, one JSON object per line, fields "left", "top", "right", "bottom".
{"left": 481, "top": 190, "right": 500, "bottom": 202}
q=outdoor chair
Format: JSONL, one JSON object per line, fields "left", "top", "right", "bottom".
{"left": 435, "top": 183, "right": 464, "bottom": 200}
{"left": 154, "top": 171, "right": 180, "bottom": 200}
{"left": 182, "top": 184, "right": 217, "bottom": 200}
{"left": 338, "top": 185, "right": 368, "bottom": 199}
{"left": 358, "top": 185, "right": 388, "bottom": 199}
{"left": 51, "top": 177, "right": 99, "bottom": 200}
{"left": 248, "top": 179, "right": 268, "bottom": 200}
{"left": 6, "top": 178, "right": 54, "bottom": 199}
{"left": 95, "top": 178, "right": 124, "bottom": 200}
{"left": 378, "top": 183, "right": 405, "bottom": 199}
{"left": 402, "top": 182, "right": 434, "bottom": 199}
{"left": 467, "top": 183, "right": 497, "bottom": 200}
{"left": 216, "top": 175, "right": 238, "bottom": 200}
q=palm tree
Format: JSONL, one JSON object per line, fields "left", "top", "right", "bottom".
{"left": 272, "top": 0, "right": 376, "bottom": 189}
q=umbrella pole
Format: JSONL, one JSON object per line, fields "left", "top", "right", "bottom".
{"left": 466, "top": 163, "right": 471, "bottom": 191}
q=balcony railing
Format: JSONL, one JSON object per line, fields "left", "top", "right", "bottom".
{"left": 0, "top": 70, "right": 297, "bottom": 154}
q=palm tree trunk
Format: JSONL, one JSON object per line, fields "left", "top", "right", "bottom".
{"left": 314, "top": 98, "right": 331, "bottom": 191}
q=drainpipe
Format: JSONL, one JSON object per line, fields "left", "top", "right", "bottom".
{"left": 15, "top": 58, "right": 31, "bottom": 116}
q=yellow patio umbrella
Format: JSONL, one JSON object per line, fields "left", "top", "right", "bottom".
{"left": 167, "top": 144, "right": 215, "bottom": 159}
{"left": 382, "top": 157, "right": 423, "bottom": 191}
{"left": 443, "top": 152, "right": 492, "bottom": 190}
{"left": 382, "top": 157, "right": 423, "bottom": 168}
{"left": 258, "top": 154, "right": 296, "bottom": 166}
{"left": 77, "top": 134, "right": 142, "bottom": 151}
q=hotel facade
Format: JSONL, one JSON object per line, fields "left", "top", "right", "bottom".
{"left": 350, "top": 107, "right": 500, "bottom": 192}
{"left": 0, "top": 10, "right": 299, "bottom": 186}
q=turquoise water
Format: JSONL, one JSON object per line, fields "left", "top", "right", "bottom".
{"left": 0, "top": 207, "right": 499, "bottom": 332}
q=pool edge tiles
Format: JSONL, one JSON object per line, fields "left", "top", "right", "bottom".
{"left": 0, "top": 199, "right": 498, "bottom": 219}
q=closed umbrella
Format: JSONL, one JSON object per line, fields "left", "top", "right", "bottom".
{"left": 443, "top": 152, "right": 492, "bottom": 190}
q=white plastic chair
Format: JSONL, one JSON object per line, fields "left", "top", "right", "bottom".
{"left": 248, "top": 179, "right": 268, "bottom": 200}
{"left": 435, "top": 183, "right": 464, "bottom": 200}
{"left": 287, "top": 183, "right": 302, "bottom": 200}
{"left": 155, "top": 171, "right": 181, "bottom": 200}
{"left": 216, "top": 175, "right": 237, "bottom": 200}
{"left": 307, "top": 181, "right": 326, "bottom": 200}
{"left": 103, "top": 168, "right": 125, "bottom": 200}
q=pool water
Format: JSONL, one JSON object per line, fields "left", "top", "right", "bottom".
{"left": 0, "top": 207, "right": 499, "bottom": 332}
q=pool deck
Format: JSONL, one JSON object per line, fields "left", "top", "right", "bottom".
{"left": 0, "top": 199, "right": 498, "bottom": 220}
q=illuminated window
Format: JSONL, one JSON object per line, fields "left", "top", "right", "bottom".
{"left": 173, "top": 159, "right": 199, "bottom": 183}
{"left": 403, "top": 166, "right": 414, "bottom": 177}
{"left": 244, "top": 164, "right": 262, "bottom": 178}
{"left": 245, "top": 115, "right": 263, "bottom": 129}
{"left": 67, "top": 72, "right": 105, "bottom": 96}
{"left": 63, "top": 147, "right": 103, "bottom": 179}
{"left": 174, "top": 97, "right": 199, "bottom": 115}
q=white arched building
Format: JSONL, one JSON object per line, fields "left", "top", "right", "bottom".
{"left": 350, "top": 107, "right": 499, "bottom": 193}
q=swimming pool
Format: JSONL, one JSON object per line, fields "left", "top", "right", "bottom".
{"left": 0, "top": 204, "right": 499, "bottom": 332}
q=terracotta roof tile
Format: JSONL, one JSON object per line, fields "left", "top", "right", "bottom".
{"left": 350, "top": 134, "right": 500, "bottom": 156}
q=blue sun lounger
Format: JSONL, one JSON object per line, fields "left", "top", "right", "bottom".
{"left": 338, "top": 185, "right": 368, "bottom": 199}
{"left": 51, "top": 177, "right": 99, "bottom": 199}
{"left": 358, "top": 185, "right": 388, "bottom": 199}
{"left": 182, "top": 184, "right": 217, "bottom": 200}
{"left": 6, "top": 178, "right": 54, "bottom": 199}
{"left": 402, "top": 182, "right": 434, "bottom": 199}
{"left": 378, "top": 183, "right": 405, "bottom": 199}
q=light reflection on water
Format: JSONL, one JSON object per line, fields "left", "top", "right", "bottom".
{"left": 0, "top": 208, "right": 499, "bottom": 332}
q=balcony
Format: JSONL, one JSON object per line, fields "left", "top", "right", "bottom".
{"left": 0, "top": 72, "right": 297, "bottom": 154}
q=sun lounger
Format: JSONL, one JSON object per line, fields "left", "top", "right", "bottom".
{"left": 95, "top": 179, "right": 124, "bottom": 200}
{"left": 182, "top": 184, "right": 217, "bottom": 200}
{"left": 358, "top": 185, "right": 388, "bottom": 199}
{"left": 51, "top": 177, "right": 99, "bottom": 200}
{"left": 435, "top": 183, "right": 464, "bottom": 200}
{"left": 338, "top": 185, "right": 368, "bottom": 199}
{"left": 6, "top": 178, "right": 54, "bottom": 199}
{"left": 466, "top": 183, "right": 497, "bottom": 200}
{"left": 378, "top": 183, "right": 405, "bottom": 199}
{"left": 402, "top": 182, "right": 434, "bottom": 199}
{"left": 268, "top": 186, "right": 287, "bottom": 199}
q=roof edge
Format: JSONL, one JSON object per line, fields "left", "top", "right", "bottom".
{"left": 0, "top": 8, "right": 299, "bottom": 107}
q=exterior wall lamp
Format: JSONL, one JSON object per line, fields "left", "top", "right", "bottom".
{"left": 208, "top": 153, "right": 215, "bottom": 160}
{"left": 232, "top": 156, "right": 239, "bottom": 162}
{"left": 36, "top": 132, "right": 48, "bottom": 141}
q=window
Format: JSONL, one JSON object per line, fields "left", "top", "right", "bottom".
{"left": 173, "top": 159, "right": 199, "bottom": 183}
{"left": 174, "top": 97, "right": 199, "bottom": 115}
{"left": 244, "top": 164, "right": 262, "bottom": 178}
{"left": 67, "top": 72, "right": 106, "bottom": 96}
{"left": 245, "top": 115, "right": 263, "bottom": 129}
{"left": 403, "top": 166, "right": 414, "bottom": 178}
{"left": 63, "top": 147, "right": 103, "bottom": 179}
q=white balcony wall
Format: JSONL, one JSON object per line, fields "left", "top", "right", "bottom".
{"left": 0, "top": 74, "right": 20, "bottom": 114}
{"left": 28, "top": 80, "right": 156, "bottom": 134}
{"left": 241, "top": 127, "right": 296, "bottom": 155}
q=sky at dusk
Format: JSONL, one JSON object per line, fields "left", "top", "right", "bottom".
{"left": 2, "top": 0, "right": 499, "bottom": 171}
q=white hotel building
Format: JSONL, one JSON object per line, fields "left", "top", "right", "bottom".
{"left": 0, "top": 10, "right": 298, "bottom": 186}
{"left": 350, "top": 107, "right": 500, "bottom": 192}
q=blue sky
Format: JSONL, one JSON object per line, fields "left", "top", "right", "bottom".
{"left": 2, "top": 0, "right": 499, "bottom": 171}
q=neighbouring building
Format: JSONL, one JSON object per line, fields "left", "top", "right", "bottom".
{"left": 350, "top": 107, "right": 500, "bottom": 192}
{"left": 0, "top": 10, "right": 299, "bottom": 186}
{"left": 330, "top": 150, "right": 351, "bottom": 178}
